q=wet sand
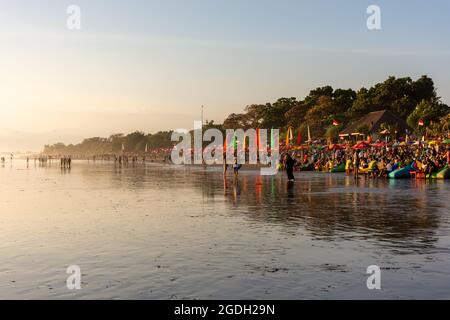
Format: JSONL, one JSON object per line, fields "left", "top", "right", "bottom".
{"left": 0, "top": 160, "right": 449, "bottom": 299}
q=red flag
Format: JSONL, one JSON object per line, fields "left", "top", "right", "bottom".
{"left": 418, "top": 119, "right": 424, "bottom": 126}
{"left": 297, "top": 129, "right": 302, "bottom": 145}
{"left": 256, "top": 128, "right": 260, "bottom": 149}
{"left": 332, "top": 119, "right": 340, "bottom": 126}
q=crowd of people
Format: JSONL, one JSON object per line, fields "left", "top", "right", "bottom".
{"left": 282, "top": 140, "right": 450, "bottom": 179}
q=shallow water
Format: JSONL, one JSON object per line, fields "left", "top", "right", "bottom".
{"left": 0, "top": 160, "right": 449, "bottom": 299}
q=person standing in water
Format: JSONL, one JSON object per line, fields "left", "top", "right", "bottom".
{"left": 285, "top": 153, "right": 296, "bottom": 181}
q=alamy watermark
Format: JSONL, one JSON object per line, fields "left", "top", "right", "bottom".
{"left": 366, "top": 265, "right": 381, "bottom": 290}
{"left": 171, "top": 122, "right": 280, "bottom": 175}
{"left": 67, "top": 5, "right": 81, "bottom": 30}
{"left": 367, "top": 5, "right": 381, "bottom": 30}
{"left": 66, "top": 265, "right": 82, "bottom": 290}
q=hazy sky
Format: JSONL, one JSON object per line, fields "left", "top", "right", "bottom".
{"left": 1, "top": 0, "right": 450, "bottom": 151}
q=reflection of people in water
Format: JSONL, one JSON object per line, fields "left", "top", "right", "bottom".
{"left": 232, "top": 178, "right": 241, "bottom": 201}
{"left": 223, "top": 175, "right": 228, "bottom": 196}
{"left": 287, "top": 179, "right": 295, "bottom": 202}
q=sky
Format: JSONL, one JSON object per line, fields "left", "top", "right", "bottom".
{"left": 1, "top": 0, "right": 450, "bottom": 151}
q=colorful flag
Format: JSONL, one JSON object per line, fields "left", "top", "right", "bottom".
{"left": 297, "top": 129, "right": 302, "bottom": 146}
{"left": 307, "top": 125, "right": 311, "bottom": 142}
{"left": 256, "top": 128, "right": 260, "bottom": 149}
{"left": 332, "top": 119, "right": 340, "bottom": 126}
{"left": 271, "top": 128, "right": 274, "bottom": 148}
{"left": 285, "top": 127, "right": 293, "bottom": 146}
{"left": 418, "top": 119, "right": 425, "bottom": 126}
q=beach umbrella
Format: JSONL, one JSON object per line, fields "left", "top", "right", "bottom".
{"left": 352, "top": 141, "right": 371, "bottom": 149}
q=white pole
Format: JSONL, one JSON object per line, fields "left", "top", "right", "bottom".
{"left": 201, "top": 105, "right": 204, "bottom": 127}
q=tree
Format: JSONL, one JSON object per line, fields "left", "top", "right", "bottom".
{"left": 260, "top": 98, "right": 297, "bottom": 129}
{"left": 407, "top": 99, "right": 449, "bottom": 131}
{"left": 284, "top": 102, "right": 309, "bottom": 128}
{"left": 325, "top": 125, "right": 342, "bottom": 143}
{"left": 348, "top": 76, "right": 438, "bottom": 120}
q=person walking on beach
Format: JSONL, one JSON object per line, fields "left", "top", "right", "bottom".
{"left": 447, "top": 146, "right": 450, "bottom": 165}
{"left": 223, "top": 153, "right": 228, "bottom": 175}
{"left": 233, "top": 157, "right": 241, "bottom": 177}
{"left": 353, "top": 150, "right": 360, "bottom": 179}
{"left": 285, "top": 153, "right": 296, "bottom": 182}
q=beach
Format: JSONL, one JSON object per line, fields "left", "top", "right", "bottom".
{"left": 0, "top": 160, "right": 449, "bottom": 299}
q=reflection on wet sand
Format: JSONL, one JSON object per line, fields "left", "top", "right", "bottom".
{"left": 219, "top": 171, "right": 444, "bottom": 251}
{"left": 1, "top": 161, "right": 448, "bottom": 299}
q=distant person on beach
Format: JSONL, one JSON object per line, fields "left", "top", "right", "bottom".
{"left": 233, "top": 157, "right": 241, "bottom": 177}
{"left": 223, "top": 153, "right": 228, "bottom": 175}
{"left": 447, "top": 146, "right": 450, "bottom": 165}
{"left": 353, "top": 151, "right": 360, "bottom": 179}
{"left": 285, "top": 153, "right": 296, "bottom": 181}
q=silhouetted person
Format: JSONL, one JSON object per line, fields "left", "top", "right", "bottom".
{"left": 285, "top": 153, "right": 296, "bottom": 181}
